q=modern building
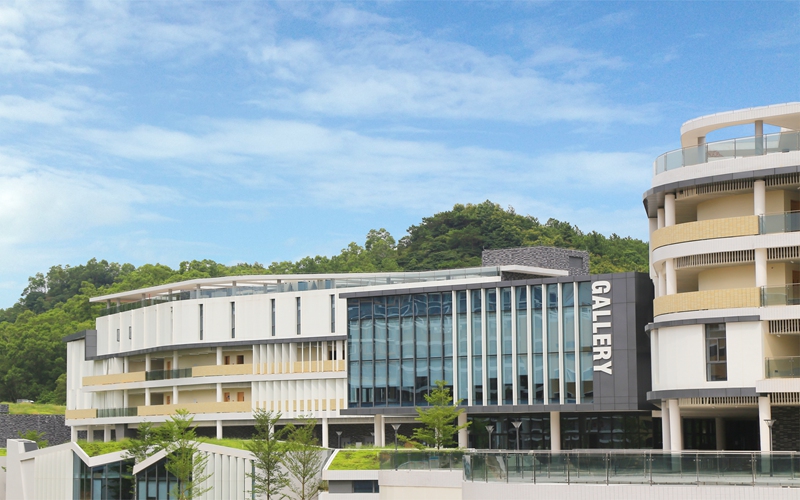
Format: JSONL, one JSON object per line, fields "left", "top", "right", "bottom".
{"left": 644, "top": 102, "right": 800, "bottom": 452}
{"left": 64, "top": 246, "right": 656, "bottom": 451}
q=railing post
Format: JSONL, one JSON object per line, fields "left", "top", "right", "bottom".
{"left": 696, "top": 452, "right": 700, "bottom": 485}
{"left": 532, "top": 452, "right": 536, "bottom": 484}
{"left": 751, "top": 452, "right": 756, "bottom": 485}
{"left": 606, "top": 453, "right": 610, "bottom": 485}
{"left": 567, "top": 454, "right": 570, "bottom": 485}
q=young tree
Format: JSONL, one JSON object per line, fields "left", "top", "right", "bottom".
{"left": 160, "top": 409, "right": 212, "bottom": 500}
{"left": 283, "top": 419, "right": 324, "bottom": 500}
{"left": 246, "top": 409, "right": 291, "bottom": 500}
{"left": 17, "top": 430, "right": 47, "bottom": 448}
{"left": 124, "top": 421, "right": 160, "bottom": 463}
{"left": 411, "top": 380, "right": 469, "bottom": 449}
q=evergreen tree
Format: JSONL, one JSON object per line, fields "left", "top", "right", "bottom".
{"left": 246, "top": 409, "right": 291, "bottom": 500}
{"left": 411, "top": 380, "right": 469, "bottom": 450}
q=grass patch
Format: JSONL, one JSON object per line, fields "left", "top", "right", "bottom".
{"left": 201, "top": 438, "right": 253, "bottom": 450}
{"left": 328, "top": 449, "right": 382, "bottom": 470}
{"left": 77, "top": 440, "right": 130, "bottom": 457}
{"left": 3, "top": 402, "right": 66, "bottom": 415}
{"left": 0, "top": 448, "right": 6, "bottom": 457}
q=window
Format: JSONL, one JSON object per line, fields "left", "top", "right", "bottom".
{"left": 331, "top": 294, "right": 336, "bottom": 333}
{"left": 199, "top": 304, "right": 204, "bottom": 340}
{"left": 706, "top": 324, "right": 727, "bottom": 381}
{"left": 224, "top": 392, "right": 231, "bottom": 402}
{"left": 128, "top": 326, "right": 131, "bottom": 340}
{"left": 230, "top": 302, "right": 236, "bottom": 338}
{"left": 271, "top": 299, "right": 276, "bottom": 336}
{"left": 224, "top": 355, "right": 231, "bottom": 365}
{"left": 296, "top": 297, "right": 302, "bottom": 335}
{"left": 237, "top": 392, "right": 245, "bottom": 402}
{"left": 237, "top": 355, "right": 244, "bottom": 365}
{"left": 116, "top": 328, "right": 120, "bottom": 342}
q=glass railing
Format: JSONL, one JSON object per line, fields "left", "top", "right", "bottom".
{"left": 98, "top": 268, "right": 502, "bottom": 317}
{"left": 145, "top": 368, "right": 193, "bottom": 381}
{"left": 761, "top": 284, "right": 800, "bottom": 306}
{"left": 760, "top": 211, "right": 800, "bottom": 234}
{"left": 97, "top": 407, "right": 138, "bottom": 418}
{"left": 463, "top": 451, "right": 800, "bottom": 486}
{"left": 378, "top": 451, "right": 465, "bottom": 471}
{"left": 654, "top": 131, "right": 800, "bottom": 175}
{"left": 766, "top": 357, "right": 800, "bottom": 379}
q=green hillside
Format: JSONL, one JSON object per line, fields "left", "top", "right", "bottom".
{"left": 0, "top": 201, "right": 647, "bottom": 404}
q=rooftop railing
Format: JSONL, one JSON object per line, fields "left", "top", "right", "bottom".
{"left": 765, "top": 357, "right": 800, "bottom": 379}
{"left": 654, "top": 131, "right": 800, "bottom": 175}
{"left": 378, "top": 450, "right": 465, "bottom": 471}
{"left": 464, "top": 450, "right": 800, "bottom": 487}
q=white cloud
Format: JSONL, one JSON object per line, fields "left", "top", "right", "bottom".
{"left": 0, "top": 95, "right": 72, "bottom": 124}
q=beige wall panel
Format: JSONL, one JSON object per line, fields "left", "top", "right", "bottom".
{"left": 697, "top": 193, "right": 753, "bottom": 221}
{"left": 653, "top": 288, "right": 760, "bottom": 316}
{"left": 651, "top": 216, "right": 758, "bottom": 249}
{"left": 697, "top": 264, "right": 753, "bottom": 291}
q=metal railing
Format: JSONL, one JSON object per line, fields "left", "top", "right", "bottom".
{"left": 145, "top": 368, "right": 193, "bottom": 381}
{"left": 378, "top": 451, "right": 465, "bottom": 471}
{"left": 654, "top": 131, "right": 800, "bottom": 175}
{"left": 464, "top": 450, "right": 800, "bottom": 487}
{"left": 97, "top": 407, "right": 138, "bottom": 418}
{"left": 766, "top": 357, "right": 800, "bottom": 379}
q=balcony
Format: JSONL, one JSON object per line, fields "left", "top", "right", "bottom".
{"left": 653, "top": 288, "right": 760, "bottom": 316}
{"left": 765, "top": 357, "right": 800, "bottom": 378}
{"left": 137, "top": 401, "right": 250, "bottom": 416}
{"left": 65, "top": 409, "right": 97, "bottom": 419}
{"left": 192, "top": 364, "right": 252, "bottom": 377}
{"left": 654, "top": 131, "right": 800, "bottom": 174}
{"left": 146, "top": 368, "right": 193, "bottom": 381}
{"left": 97, "top": 407, "right": 138, "bottom": 418}
{"left": 761, "top": 284, "right": 800, "bottom": 306}
{"left": 651, "top": 216, "right": 758, "bottom": 249}
{"left": 82, "top": 371, "right": 146, "bottom": 386}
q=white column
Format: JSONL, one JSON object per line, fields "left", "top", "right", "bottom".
{"left": 549, "top": 411, "right": 561, "bottom": 451}
{"left": 668, "top": 399, "right": 682, "bottom": 451}
{"left": 458, "top": 413, "right": 468, "bottom": 448}
{"left": 755, "top": 248, "right": 768, "bottom": 288}
{"left": 715, "top": 418, "right": 726, "bottom": 450}
{"left": 373, "top": 415, "right": 385, "bottom": 447}
{"left": 216, "top": 347, "right": 223, "bottom": 365}
{"left": 145, "top": 354, "right": 151, "bottom": 372}
{"left": 86, "top": 425, "right": 94, "bottom": 443}
{"left": 173, "top": 386, "right": 179, "bottom": 405}
{"left": 123, "top": 356, "right": 129, "bottom": 373}
{"left": 657, "top": 208, "right": 665, "bottom": 229}
{"left": 216, "top": 383, "right": 223, "bottom": 403}
{"left": 758, "top": 396, "right": 772, "bottom": 451}
{"left": 145, "top": 388, "right": 151, "bottom": 406}
{"left": 71, "top": 426, "right": 78, "bottom": 442}
{"left": 754, "top": 179, "right": 766, "bottom": 216}
{"left": 123, "top": 389, "right": 129, "bottom": 408}
{"left": 658, "top": 264, "right": 667, "bottom": 298}
{"left": 665, "top": 259, "right": 677, "bottom": 295}
{"left": 322, "top": 417, "right": 329, "bottom": 448}
{"left": 661, "top": 402, "right": 671, "bottom": 451}
{"left": 664, "top": 194, "right": 676, "bottom": 227}
{"left": 173, "top": 351, "right": 179, "bottom": 370}
{"left": 103, "top": 425, "right": 111, "bottom": 443}
{"left": 216, "top": 420, "right": 223, "bottom": 440}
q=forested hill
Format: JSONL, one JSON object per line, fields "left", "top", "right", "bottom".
{"left": 0, "top": 201, "right": 648, "bottom": 404}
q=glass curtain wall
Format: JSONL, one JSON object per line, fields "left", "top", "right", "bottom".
{"left": 578, "top": 282, "right": 593, "bottom": 403}
{"left": 562, "top": 283, "right": 576, "bottom": 404}
{"left": 73, "top": 454, "right": 134, "bottom": 500}
{"left": 471, "top": 290, "right": 483, "bottom": 405}
{"left": 531, "top": 286, "right": 544, "bottom": 404}
{"left": 456, "top": 291, "right": 468, "bottom": 402}
{"left": 547, "top": 284, "right": 560, "bottom": 404}
{"left": 515, "top": 287, "right": 528, "bottom": 405}
{"left": 486, "top": 289, "right": 498, "bottom": 405}
{"left": 500, "top": 288, "right": 513, "bottom": 404}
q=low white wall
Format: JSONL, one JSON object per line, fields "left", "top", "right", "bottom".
{"left": 462, "top": 482, "right": 800, "bottom": 500}
{"left": 0, "top": 456, "right": 6, "bottom": 500}
{"left": 379, "top": 470, "right": 462, "bottom": 500}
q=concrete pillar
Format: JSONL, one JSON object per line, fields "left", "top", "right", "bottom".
{"left": 216, "top": 383, "right": 223, "bottom": 403}
{"left": 71, "top": 426, "right": 78, "bottom": 442}
{"left": 665, "top": 259, "right": 677, "bottom": 295}
{"left": 115, "top": 424, "right": 125, "bottom": 442}
{"left": 755, "top": 248, "right": 768, "bottom": 288}
{"left": 373, "top": 415, "right": 385, "bottom": 447}
{"left": 754, "top": 179, "right": 766, "bottom": 216}
{"left": 458, "top": 412, "right": 469, "bottom": 448}
{"left": 657, "top": 208, "right": 665, "bottom": 229}
{"left": 216, "top": 420, "right": 223, "bottom": 440}
{"left": 217, "top": 347, "right": 223, "bottom": 365}
{"left": 145, "top": 353, "right": 151, "bottom": 372}
{"left": 549, "top": 411, "right": 561, "bottom": 451}
{"left": 758, "top": 396, "right": 772, "bottom": 451}
{"left": 86, "top": 425, "right": 94, "bottom": 442}
{"left": 668, "top": 399, "right": 682, "bottom": 451}
{"left": 661, "top": 403, "right": 671, "bottom": 451}
{"left": 755, "top": 120, "right": 764, "bottom": 155}
{"left": 173, "top": 350, "right": 179, "bottom": 370}
{"left": 103, "top": 425, "right": 111, "bottom": 442}
{"left": 173, "top": 386, "right": 179, "bottom": 405}
{"left": 123, "top": 389, "right": 129, "bottom": 408}
{"left": 715, "top": 418, "right": 726, "bottom": 450}
{"left": 145, "top": 388, "right": 151, "bottom": 406}
{"left": 322, "top": 417, "right": 329, "bottom": 448}
{"left": 664, "top": 194, "right": 676, "bottom": 227}
{"left": 658, "top": 264, "right": 667, "bottom": 298}
{"left": 123, "top": 356, "right": 129, "bottom": 373}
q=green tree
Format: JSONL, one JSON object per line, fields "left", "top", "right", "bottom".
{"left": 246, "top": 409, "right": 291, "bottom": 500}
{"left": 283, "top": 419, "right": 324, "bottom": 500}
{"left": 18, "top": 430, "right": 48, "bottom": 448}
{"left": 160, "top": 410, "right": 212, "bottom": 500}
{"left": 124, "top": 421, "right": 161, "bottom": 464}
{"left": 411, "top": 380, "right": 469, "bottom": 450}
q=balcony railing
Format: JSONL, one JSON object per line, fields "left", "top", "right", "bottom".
{"left": 97, "top": 407, "right": 138, "bottom": 418}
{"left": 654, "top": 131, "right": 800, "bottom": 175}
{"left": 760, "top": 211, "right": 800, "bottom": 234}
{"left": 145, "top": 368, "right": 193, "bottom": 381}
{"left": 766, "top": 357, "right": 800, "bottom": 379}
{"left": 464, "top": 450, "right": 800, "bottom": 486}
{"left": 761, "top": 284, "right": 800, "bottom": 306}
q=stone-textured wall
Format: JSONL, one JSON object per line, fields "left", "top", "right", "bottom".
{"left": 771, "top": 406, "right": 800, "bottom": 451}
{"left": 0, "top": 414, "right": 71, "bottom": 447}
{"left": 482, "top": 246, "right": 589, "bottom": 276}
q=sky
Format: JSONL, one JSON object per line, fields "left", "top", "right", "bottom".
{"left": 0, "top": 0, "right": 798, "bottom": 308}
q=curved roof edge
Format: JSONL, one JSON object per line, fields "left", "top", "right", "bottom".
{"left": 680, "top": 102, "right": 800, "bottom": 148}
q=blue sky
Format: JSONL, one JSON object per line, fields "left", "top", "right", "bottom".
{"left": 0, "top": 1, "right": 798, "bottom": 308}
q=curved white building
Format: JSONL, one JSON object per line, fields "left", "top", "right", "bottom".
{"left": 644, "top": 103, "right": 800, "bottom": 452}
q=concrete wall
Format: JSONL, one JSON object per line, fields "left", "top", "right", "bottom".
{"left": 0, "top": 456, "right": 6, "bottom": 500}
{"left": 0, "top": 414, "right": 70, "bottom": 448}
{"left": 697, "top": 264, "right": 753, "bottom": 290}
{"left": 462, "top": 481, "right": 800, "bottom": 500}
{"left": 697, "top": 193, "right": 754, "bottom": 221}
{"left": 378, "top": 470, "right": 461, "bottom": 500}
{"left": 482, "top": 247, "right": 589, "bottom": 276}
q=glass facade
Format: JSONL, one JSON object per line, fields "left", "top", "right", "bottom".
{"left": 561, "top": 413, "right": 655, "bottom": 449}
{"left": 134, "top": 458, "right": 180, "bottom": 500}
{"left": 73, "top": 453, "right": 134, "bottom": 500}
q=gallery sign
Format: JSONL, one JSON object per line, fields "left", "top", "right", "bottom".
{"left": 591, "top": 280, "right": 612, "bottom": 375}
